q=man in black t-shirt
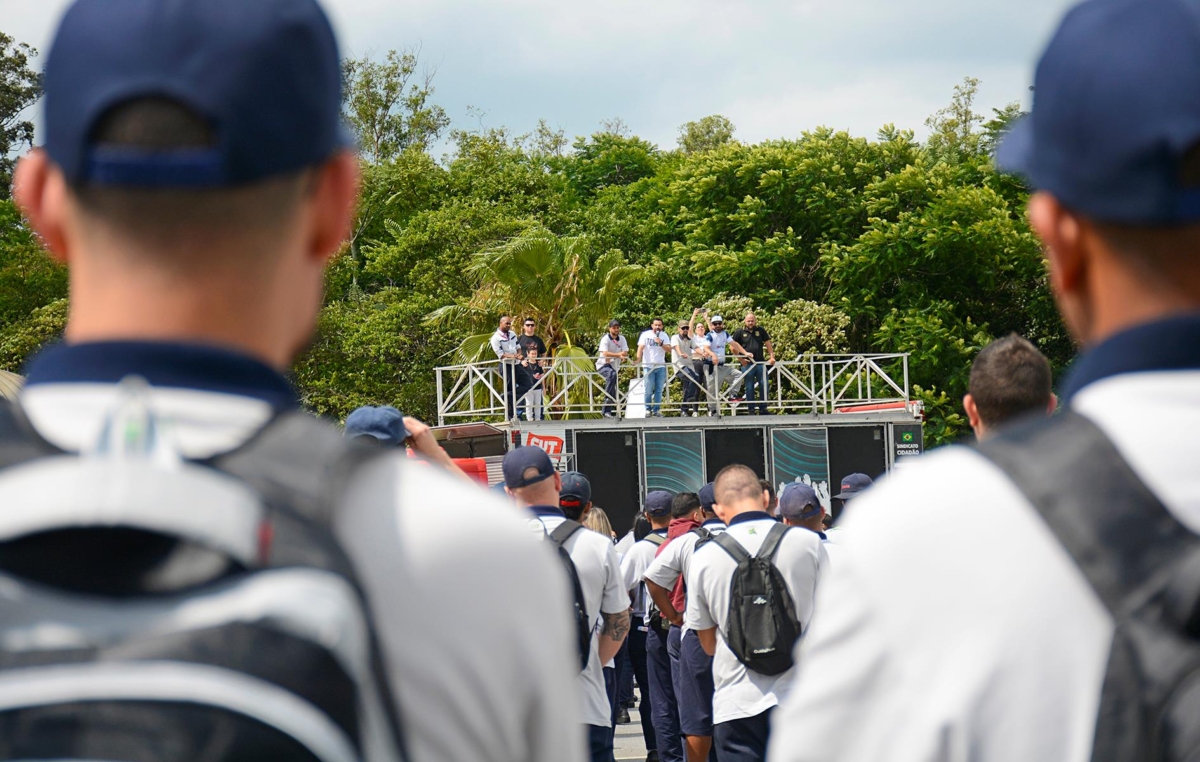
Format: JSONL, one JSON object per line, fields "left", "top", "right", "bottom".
{"left": 731, "top": 312, "right": 775, "bottom": 415}
{"left": 518, "top": 318, "right": 548, "bottom": 357}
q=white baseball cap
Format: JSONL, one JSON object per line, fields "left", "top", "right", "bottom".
{"left": 710, "top": 315, "right": 724, "bottom": 323}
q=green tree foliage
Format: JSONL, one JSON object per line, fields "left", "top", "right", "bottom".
{"left": 425, "top": 227, "right": 642, "bottom": 361}
{"left": 341, "top": 49, "right": 450, "bottom": 163}
{"left": 678, "top": 115, "right": 736, "bottom": 154}
{"left": 0, "top": 33, "right": 41, "bottom": 198}
{"left": 0, "top": 64, "right": 1072, "bottom": 445}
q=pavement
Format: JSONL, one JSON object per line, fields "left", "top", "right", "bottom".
{"left": 614, "top": 696, "right": 651, "bottom": 761}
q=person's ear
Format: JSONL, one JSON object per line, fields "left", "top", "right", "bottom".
{"left": 1029, "top": 192, "right": 1092, "bottom": 340}
{"left": 305, "top": 150, "right": 360, "bottom": 264}
{"left": 1047, "top": 393, "right": 1059, "bottom": 416}
{"left": 552, "top": 471, "right": 562, "bottom": 493}
{"left": 13, "top": 150, "right": 70, "bottom": 264}
{"left": 963, "top": 393, "right": 984, "bottom": 436}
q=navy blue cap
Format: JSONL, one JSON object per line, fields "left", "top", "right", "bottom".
{"left": 44, "top": 0, "right": 348, "bottom": 188}
{"left": 645, "top": 490, "right": 674, "bottom": 517}
{"left": 503, "top": 446, "right": 556, "bottom": 490}
{"left": 560, "top": 471, "right": 592, "bottom": 510}
{"left": 997, "top": 0, "right": 1200, "bottom": 223}
{"left": 698, "top": 482, "right": 716, "bottom": 512}
{"left": 834, "top": 473, "right": 874, "bottom": 500}
{"left": 344, "top": 406, "right": 408, "bottom": 447}
{"left": 779, "top": 483, "right": 822, "bottom": 521}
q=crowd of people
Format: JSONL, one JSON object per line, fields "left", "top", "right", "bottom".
{"left": 490, "top": 308, "right": 777, "bottom": 420}
{"left": 4, "top": 0, "right": 1200, "bottom": 761}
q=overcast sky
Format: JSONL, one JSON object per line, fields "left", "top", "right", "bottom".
{"left": 2, "top": 0, "right": 1076, "bottom": 152}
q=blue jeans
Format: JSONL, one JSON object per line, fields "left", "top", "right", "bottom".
{"left": 743, "top": 364, "right": 768, "bottom": 414}
{"left": 643, "top": 365, "right": 666, "bottom": 413}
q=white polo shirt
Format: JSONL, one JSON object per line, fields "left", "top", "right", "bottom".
{"left": 531, "top": 509, "right": 629, "bottom": 729}
{"left": 769, "top": 331, "right": 1200, "bottom": 761}
{"left": 620, "top": 530, "right": 668, "bottom": 619}
{"left": 15, "top": 343, "right": 585, "bottom": 762}
{"left": 638, "top": 329, "right": 670, "bottom": 369}
{"left": 685, "top": 514, "right": 824, "bottom": 725}
{"left": 596, "top": 334, "right": 629, "bottom": 372}
{"left": 643, "top": 520, "right": 727, "bottom": 633}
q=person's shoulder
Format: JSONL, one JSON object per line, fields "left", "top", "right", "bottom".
{"left": 837, "top": 445, "right": 1034, "bottom": 559}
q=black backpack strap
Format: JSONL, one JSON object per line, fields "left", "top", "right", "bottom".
{"left": 645, "top": 532, "right": 667, "bottom": 547}
{"left": 207, "top": 409, "right": 409, "bottom": 762}
{"left": 711, "top": 531, "right": 752, "bottom": 564}
{"left": 976, "top": 409, "right": 1195, "bottom": 616}
{"left": 550, "top": 519, "right": 585, "bottom": 546}
{"left": 757, "top": 523, "right": 791, "bottom": 562}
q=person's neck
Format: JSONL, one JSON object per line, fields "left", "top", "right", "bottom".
{"left": 724, "top": 500, "right": 769, "bottom": 520}
{"left": 1081, "top": 255, "right": 1200, "bottom": 346}
{"left": 63, "top": 267, "right": 298, "bottom": 370}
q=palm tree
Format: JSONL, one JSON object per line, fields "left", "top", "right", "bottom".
{"left": 425, "top": 227, "right": 642, "bottom": 363}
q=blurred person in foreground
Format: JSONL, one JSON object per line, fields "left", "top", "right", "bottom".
{"left": 8, "top": 2, "right": 583, "bottom": 760}
{"left": 964, "top": 333, "right": 1057, "bottom": 441}
{"left": 770, "top": 1, "right": 1200, "bottom": 759}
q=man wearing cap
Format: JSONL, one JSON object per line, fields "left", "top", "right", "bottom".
{"left": 559, "top": 471, "right": 594, "bottom": 522}
{"left": 629, "top": 492, "right": 678, "bottom": 762}
{"left": 344, "top": 404, "right": 471, "bottom": 481}
{"left": 643, "top": 484, "right": 727, "bottom": 762}
{"left": 670, "top": 319, "right": 701, "bottom": 417}
{"left": 504, "top": 448, "right": 631, "bottom": 762}
{"left": 597, "top": 319, "right": 629, "bottom": 418}
{"left": 9, "top": 2, "right": 583, "bottom": 761}
{"left": 491, "top": 316, "right": 521, "bottom": 420}
{"left": 620, "top": 490, "right": 673, "bottom": 762}
{"left": 689, "top": 312, "right": 746, "bottom": 415}
{"left": 686, "top": 466, "right": 824, "bottom": 761}
{"left": 771, "top": 2, "right": 1200, "bottom": 759}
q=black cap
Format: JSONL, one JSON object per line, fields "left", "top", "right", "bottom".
{"left": 834, "top": 473, "right": 874, "bottom": 500}
{"left": 502, "top": 446, "right": 556, "bottom": 490}
{"left": 645, "top": 490, "right": 674, "bottom": 517}
{"left": 560, "top": 471, "right": 592, "bottom": 510}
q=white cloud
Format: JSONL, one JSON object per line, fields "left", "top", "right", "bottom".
{"left": 1, "top": 0, "right": 1076, "bottom": 150}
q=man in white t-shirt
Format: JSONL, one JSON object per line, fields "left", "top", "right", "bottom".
{"left": 685, "top": 466, "right": 824, "bottom": 761}
{"left": 504, "top": 447, "right": 631, "bottom": 762}
{"left": 637, "top": 318, "right": 672, "bottom": 417}
{"left": 771, "top": 3, "right": 1200, "bottom": 760}
{"left": 670, "top": 320, "right": 701, "bottom": 417}
{"left": 596, "top": 319, "right": 629, "bottom": 418}
{"left": 619, "top": 491, "right": 672, "bottom": 757}
{"left": 644, "top": 484, "right": 727, "bottom": 762}
{"left": 490, "top": 315, "right": 521, "bottom": 420}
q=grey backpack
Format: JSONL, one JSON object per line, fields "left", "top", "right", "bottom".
{"left": 980, "top": 410, "right": 1200, "bottom": 761}
{"left": 0, "top": 384, "right": 406, "bottom": 762}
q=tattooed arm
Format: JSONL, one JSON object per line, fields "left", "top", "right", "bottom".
{"left": 597, "top": 608, "right": 631, "bottom": 664}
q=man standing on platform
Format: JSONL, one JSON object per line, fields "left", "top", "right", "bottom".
{"left": 597, "top": 319, "right": 629, "bottom": 418}
{"left": 490, "top": 315, "right": 521, "bottom": 420}
{"left": 671, "top": 320, "right": 700, "bottom": 417}
{"left": 732, "top": 312, "right": 775, "bottom": 415}
{"left": 637, "top": 318, "right": 671, "bottom": 417}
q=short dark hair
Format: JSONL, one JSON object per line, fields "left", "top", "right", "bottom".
{"left": 671, "top": 492, "right": 701, "bottom": 519}
{"left": 71, "top": 98, "right": 311, "bottom": 248}
{"left": 1094, "top": 219, "right": 1200, "bottom": 281}
{"left": 632, "top": 512, "right": 652, "bottom": 542}
{"left": 759, "top": 478, "right": 777, "bottom": 510}
{"left": 969, "top": 334, "right": 1053, "bottom": 426}
{"left": 713, "top": 464, "right": 762, "bottom": 506}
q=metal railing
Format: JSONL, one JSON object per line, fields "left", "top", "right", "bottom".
{"left": 435, "top": 353, "right": 913, "bottom": 425}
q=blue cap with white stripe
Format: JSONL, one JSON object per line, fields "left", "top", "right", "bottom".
{"left": 43, "top": 0, "right": 350, "bottom": 188}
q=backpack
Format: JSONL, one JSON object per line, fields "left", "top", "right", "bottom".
{"left": 711, "top": 523, "right": 801, "bottom": 676}
{"left": 547, "top": 520, "right": 593, "bottom": 671}
{"left": 0, "top": 391, "right": 406, "bottom": 762}
{"left": 978, "top": 410, "right": 1200, "bottom": 762}
{"left": 639, "top": 533, "right": 672, "bottom": 635}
